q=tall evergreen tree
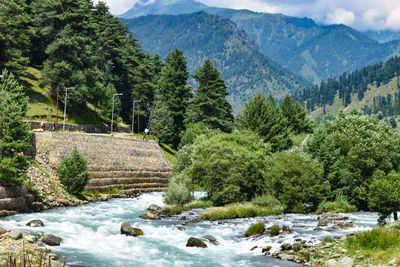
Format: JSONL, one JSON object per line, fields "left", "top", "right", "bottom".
{"left": 0, "top": 70, "right": 30, "bottom": 184}
{"left": 237, "top": 93, "right": 292, "bottom": 152}
{"left": 153, "top": 49, "right": 192, "bottom": 148}
{"left": 187, "top": 59, "right": 233, "bottom": 132}
{"left": 281, "top": 95, "right": 312, "bottom": 134}
{"left": 0, "top": 0, "right": 32, "bottom": 75}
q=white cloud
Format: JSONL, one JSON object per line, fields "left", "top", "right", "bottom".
{"left": 326, "top": 8, "right": 355, "bottom": 25}
{"left": 97, "top": 0, "right": 400, "bottom": 31}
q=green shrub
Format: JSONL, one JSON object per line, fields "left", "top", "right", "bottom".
{"left": 323, "top": 236, "right": 334, "bottom": 243}
{"left": 201, "top": 203, "right": 282, "bottom": 221}
{"left": 164, "top": 173, "right": 193, "bottom": 206}
{"left": 173, "top": 130, "right": 271, "bottom": 206}
{"left": 317, "top": 192, "right": 357, "bottom": 213}
{"left": 293, "top": 243, "right": 302, "bottom": 252}
{"left": 252, "top": 194, "right": 283, "bottom": 209}
{"left": 185, "top": 200, "right": 213, "bottom": 209}
{"left": 245, "top": 222, "right": 265, "bottom": 237}
{"left": 161, "top": 205, "right": 186, "bottom": 216}
{"left": 269, "top": 224, "right": 280, "bottom": 236}
{"left": 346, "top": 228, "right": 400, "bottom": 250}
{"left": 266, "top": 148, "right": 330, "bottom": 213}
{"left": 58, "top": 147, "right": 90, "bottom": 195}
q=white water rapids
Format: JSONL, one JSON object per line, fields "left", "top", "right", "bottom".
{"left": 0, "top": 192, "right": 380, "bottom": 267}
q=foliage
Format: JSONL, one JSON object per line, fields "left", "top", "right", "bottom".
{"left": 201, "top": 203, "right": 282, "bottom": 220}
{"left": 269, "top": 224, "right": 280, "bottom": 236}
{"left": 346, "top": 228, "right": 400, "bottom": 251}
{"left": 369, "top": 171, "right": 400, "bottom": 223}
{"left": 153, "top": 49, "right": 192, "bottom": 148}
{"left": 163, "top": 173, "right": 193, "bottom": 206}
{"left": 184, "top": 200, "right": 213, "bottom": 209}
{"left": 245, "top": 222, "right": 265, "bottom": 237}
{"left": 178, "top": 123, "right": 219, "bottom": 149}
{"left": 281, "top": 95, "right": 312, "bottom": 134}
{"left": 0, "top": 70, "right": 30, "bottom": 184}
{"left": 237, "top": 93, "right": 292, "bottom": 152}
{"left": 57, "top": 147, "right": 90, "bottom": 195}
{"left": 266, "top": 148, "right": 329, "bottom": 213}
{"left": 326, "top": 112, "right": 400, "bottom": 210}
{"left": 173, "top": 130, "right": 271, "bottom": 205}
{"left": 317, "top": 192, "right": 357, "bottom": 213}
{"left": 187, "top": 59, "right": 233, "bottom": 132}
{"left": 251, "top": 194, "right": 284, "bottom": 210}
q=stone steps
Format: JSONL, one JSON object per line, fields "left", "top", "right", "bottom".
{"left": 123, "top": 188, "right": 165, "bottom": 195}
{"left": 86, "top": 183, "right": 166, "bottom": 192}
{"left": 87, "top": 177, "right": 169, "bottom": 186}
{"left": 89, "top": 170, "right": 171, "bottom": 178}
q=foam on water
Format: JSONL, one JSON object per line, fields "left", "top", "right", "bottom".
{"left": 0, "top": 193, "right": 380, "bottom": 267}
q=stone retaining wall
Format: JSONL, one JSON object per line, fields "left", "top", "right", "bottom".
{"left": 26, "top": 121, "right": 130, "bottom": 133}
{"left": 29, "top": 132, "right": 171, "bottom": 195}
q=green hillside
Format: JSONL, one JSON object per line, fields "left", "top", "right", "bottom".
{"left": 123, "top": 12, "right": 308, "bottom": 113}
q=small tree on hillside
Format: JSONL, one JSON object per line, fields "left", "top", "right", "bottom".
{"left": 58, "top": 147, "right": 90, "bottom": 195}
{"left": 0, "top": 70, "right": 30, "bottom": 184}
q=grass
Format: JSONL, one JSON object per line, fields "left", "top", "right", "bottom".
{"left": 21, "top": 67, "right": 105, "bottom": 125}
{"left": 345, "top": 228, "right": 400, "bottom": 265}
{"left": 317, "top": 192, "right": 357, "bottom": 213}
{"left": 160, "top": 143, "right": 176, "bottom": 165}
{"left": 161, "top": 200, "right": 213, "bottom": 216}
{"left": 201, "top": 203, "right": 283, "bottom": 221}
{"left": 269, "top": 224, "right": 280, "bottom": 236}
{"left": 245, "top": 222, "right": 266, "bottom": 237}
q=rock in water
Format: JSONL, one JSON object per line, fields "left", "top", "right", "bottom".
{"left": 186, "top": 237, "right": 207, "bottom": 248}
{"left": 262, "top": 246, "right": 272, "bottom": 253}
{"left": 9, "top": 230, "right": 22, "bottom": 240}
{"left": 147, "top": 204, "right": 161, "bottom": 212}
{"left": 42, "top": 234, "right": 61, "bottom": 246}
{"left": 139, "top": 212, "right": 160, "bottom": 220}
{"left": 177, "top": 226, "right": 187, "bottom": 231}
{"left": 26, "top": 219, "right": 45, "bottom": 227}
{"left": 203, "top": 235, "right": 219, "bottom": 245}
{"left": 0, "top": 227, "right": 7, "bottom": 235}
{"left": 121, "top": 222, "right": 135, "bottom": 236}
{"left": 133, "top": 228, "right": 143, "bottom": 236}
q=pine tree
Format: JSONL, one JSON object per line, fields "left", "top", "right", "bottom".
{"left": 281, "top": 95, "right": 312, "bottom": 134}
{"left": 188, "top": 59, "right": 233, "bottom": 132}
{"left": 237, "top": 93, "right": 292, "bottom": 152}
{"left": 153, "top": 49, "right": 192, "bottom": 148}
{"left": 0, "top": 70, "right": 30, "bottom": 184}
{"left": 0, "top": 0, "right": 32, "bottom": 75}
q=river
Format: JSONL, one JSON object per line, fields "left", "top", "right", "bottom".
{"left": 0, "top": 192, "right": 380, "bottom": 267}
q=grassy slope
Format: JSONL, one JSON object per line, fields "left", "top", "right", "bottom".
{"left": 309, "top": 75, "right": 400, "bottom": 122}
{"left": 20, "top": 67, "right": 104, "bottom": 125}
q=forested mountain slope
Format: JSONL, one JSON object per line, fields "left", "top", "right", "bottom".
{"left": 123, "top": 12, "right": 308, "bottom": 113}
{"left": 121, "top": 0, "right": 400, "bottom": 84}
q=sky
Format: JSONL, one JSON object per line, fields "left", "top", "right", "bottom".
{"left": 95, "top": 0, "right": 400, "bottom": 31}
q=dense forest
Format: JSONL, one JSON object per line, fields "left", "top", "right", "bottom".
{"left": 293, "top": 56, "right": 400, "bottom": 117}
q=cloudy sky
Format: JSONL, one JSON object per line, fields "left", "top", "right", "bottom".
{"left": 96, "top": 0, "right": 400, "bottom": 31}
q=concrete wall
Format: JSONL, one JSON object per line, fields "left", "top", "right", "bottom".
{"left": 29, "top": 132, "right": 171, "bottom": 194}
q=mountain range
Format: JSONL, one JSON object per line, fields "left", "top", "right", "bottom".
{"left": 121, "top": 0, "right": 400, "bottom": 84}
{"left": 122, "top": 12, "right": 307, "bottom": 113}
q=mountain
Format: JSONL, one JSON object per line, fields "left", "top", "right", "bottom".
{"left": 122, "top": 12, "right": 308, "bottom": 113}
{"left": 120, "top": 0, "right": 400, "bottom": 84}
{"left": 363, "top": 30, "right": 400, "bottom": 43}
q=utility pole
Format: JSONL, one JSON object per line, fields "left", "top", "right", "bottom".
{"left": 111, "top": 93, "right": 123, "bottom": 133}
{"left": 56, "top": 86, "right": 59, "bottom": 131}
{"left": 137, "top": 102, "right": 140, "bottom": 133}
{"left": 63, "top": 87, "right": 75, "bottom": 131}
{"left": 132, "top": 100, "right": 141, "bottom": 133}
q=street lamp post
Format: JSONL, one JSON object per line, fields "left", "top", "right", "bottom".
{"left": 63, "top": 87, "right": 75, "bottom": 131}
{"left": 132, "top": 100, "right": 141, "bottom": 133}
{"left": 111, "top": 93, "right": 123, "bottom": 133}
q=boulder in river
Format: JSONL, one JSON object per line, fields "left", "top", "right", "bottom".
{"left": 147, "top": 204, "right": 161, "bottom": 212}
{"left": 26, "top": 219, "right": 45, "bottom": 227}
{"left": 280, "top": 243, "right": 292, "bottom": 251}
{"left": 121, "top": 222, "right": 143, "bottom": 237}
{"left": 203, "top": 235, "right": 219, "bottom": 245}
{"left": 42, "top": 234, "right": 61, "bottom": 246}
{"left": 186, "top": 237, "right": 207, "bottom": 248}
{"left": 177, "top": 226, "right": 187, "bottom": 231}
{"left": 262, "top": 246, "right": 272, "bottom": 253}
{"left": 0, "top": 227, "right": 7, "bottom": 235}
{"left": 139, "top": 212, "right": 160, "bottom": 220}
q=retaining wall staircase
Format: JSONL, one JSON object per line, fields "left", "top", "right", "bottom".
{"left": 30, "top": 132, "right": 171, "bottom": 195}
